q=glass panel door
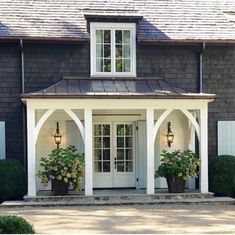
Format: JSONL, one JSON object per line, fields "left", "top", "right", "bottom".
{"left": 113, "top": 123, "right": 135, "bottom": 188}
{"left": 93, "top": 122, "right": 136, "bottom": 188}
{"left": 94, "top": 124, "right": 111, "bottom": 173}
{"left": 115, "top": 124, "right": 134, "bottom": 172}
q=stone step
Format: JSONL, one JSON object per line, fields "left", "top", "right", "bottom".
{"left": 23, "top": 192, "right": 214, "bottom": 203}
{"left": 1, "top": 196, "right": 235, "bottom": 207}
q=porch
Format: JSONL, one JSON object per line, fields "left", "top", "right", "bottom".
{"left": 21, "top": 78, "right": 215, "bottom": 197}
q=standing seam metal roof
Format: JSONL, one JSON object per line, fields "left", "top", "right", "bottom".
{"left": 21, "top": 78, "right": 215, "bottom": 99}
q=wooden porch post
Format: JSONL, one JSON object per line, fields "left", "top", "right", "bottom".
{"left": 146, "top": 108, "right": 155, "bottom": 194}
{"left": 199, "top": 105, "right": 209, "bottom": 193}
{"left": 84, "top": 108, "right": 93, "bottom": 195}
{"left": 27, "top": 104, "right": 36, "bottom": 196}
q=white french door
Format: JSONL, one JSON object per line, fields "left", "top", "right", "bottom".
{"left": 93, "top": 122, "right": 136, "bottom": 188}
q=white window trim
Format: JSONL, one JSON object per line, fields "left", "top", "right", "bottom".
{"left": 0, "top": 121, "right": 6, "bottom": 160}
{"left": 90, "top": 22, "right": 136, "bottom": 77}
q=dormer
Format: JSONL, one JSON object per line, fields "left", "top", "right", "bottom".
{"left": 84, "top": 12, "right": 142, "bottom": 77}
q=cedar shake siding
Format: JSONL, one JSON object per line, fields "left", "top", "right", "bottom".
{"left": 0, "top": 42, "right": 23, "bottom": 163}
{"left": 137, "top": 44, "right": 235, "bottom": 157}
{"left": 0, "top": 41, "right": 235, "bottom": 161}
{"left": 137, "top": 45, "right": 199, "bottom": 92}
{"left": 204, "top": 45, "right": 235, "bottom": 157}
{"left": 24, "top": 43, "right": 90, "bottom": 93}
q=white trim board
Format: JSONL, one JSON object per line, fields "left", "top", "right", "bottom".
{"left": 218, "top": 121, "right": 235, "bottom": 155}
{"left": 23, "top": 99, "right": 212, "bottom": 110}
{"left": 0, "top": 122, "right": 5, "bottom": 160}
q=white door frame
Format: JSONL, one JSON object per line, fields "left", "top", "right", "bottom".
{"left": 93, "top": 121, "right": 136, "bottom": 188}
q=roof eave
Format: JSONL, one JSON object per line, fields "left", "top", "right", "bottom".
{"left": 84, "top": 13, "right": 143, "bottom": 22}
{"left": 0, "top": 36, "right": 90, "bottom": 43}
{"left": 21, "top": 94, "right": 216, "bottom": 100}
{"left": 138, "top": 38, "right": 235, "bottom": 45}
{"left": 1, "top": 36, "right": 235, "bottom": 45}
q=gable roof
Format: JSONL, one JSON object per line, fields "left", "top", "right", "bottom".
{"left": 21, "top": 77, "right": 215, "bottom": 99}
{"left": 0, "top": 0, "right": 234, "bottom": 42}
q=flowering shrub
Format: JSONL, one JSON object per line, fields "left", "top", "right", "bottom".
{"left": 37, "top": 145, "right": 85, "bottom": 191}
{"left": 155, "top": 149, "right": 200, "bottom": 180}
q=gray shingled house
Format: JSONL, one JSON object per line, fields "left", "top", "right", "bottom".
{"left": 0, "top": 0, "right": 235, "bottom": 197}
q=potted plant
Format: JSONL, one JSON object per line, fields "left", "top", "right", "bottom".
{"left": 155, "top": 149, "right": 200, "bottom": 193}
{"left": 37, "top": 145, "right": 85, "bottom": 195}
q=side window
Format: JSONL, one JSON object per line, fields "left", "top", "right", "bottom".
{"left": 91, "top": 23, "right": 136, "bottom": 77}
{"left": 0, "top": 122, "right": 5, "bottom": 159}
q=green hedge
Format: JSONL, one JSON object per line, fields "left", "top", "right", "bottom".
{"left": 0, "top": 160, "right": 27, "bottom": 202}
{"left": 0, "top": 215, "right": 35, "bottom": 234}
{"left": 209, "top": 155, "right": 235, "bottom": 197}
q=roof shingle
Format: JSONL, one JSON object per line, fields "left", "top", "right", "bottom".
{"left": 0, "top": 0, "right": 235, "bottom": 42}
{"left": 0, "top": 0, "right": 235, "bottom": 41}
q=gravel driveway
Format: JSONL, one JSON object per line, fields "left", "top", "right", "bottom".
{"left": 0, "top": 204, "right": 234, "bottom": 234}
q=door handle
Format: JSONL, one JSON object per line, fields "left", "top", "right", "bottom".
{"left": 114, "top": 157, "right": 117, "bottom": 169}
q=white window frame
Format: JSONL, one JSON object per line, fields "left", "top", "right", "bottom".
{"left": 90, "top": 22, "right": 136, "bottom": 77}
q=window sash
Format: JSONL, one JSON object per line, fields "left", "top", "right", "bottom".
{"left": 95, "top": 30, "right": 112, "bottom": 73}
{"left": 115, "top": 30, "right": 131, "bottom": 73}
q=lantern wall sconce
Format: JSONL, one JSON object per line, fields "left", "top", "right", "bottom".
{"left": 54, "top": 122, "right": 62, "bottom": 149}
{"left": 166, "top": 122, "right": 174, "bottom": 147}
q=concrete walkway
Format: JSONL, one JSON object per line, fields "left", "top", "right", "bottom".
{"left": 0, "top": 204, "right": 234, "bottom": 234}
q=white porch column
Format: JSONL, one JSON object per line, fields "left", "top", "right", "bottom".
{"left": 199, "top": 105, "right": 209, "bottom": 193}
{"left": 27, "top": 105, "right": 36, "bottom": 196}
{"left": 84, "top": 108, "right": 93, "bottom": 195}
{"left": 146, "top": 108, "right": 155, "bottom": 194}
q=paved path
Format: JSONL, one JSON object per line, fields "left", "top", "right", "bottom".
{"left": 0, "top": 204, "right": 234, "bottom": 234}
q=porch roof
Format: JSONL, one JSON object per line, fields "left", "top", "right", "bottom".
{"left": 21, "top": 78, "right": 215, "bottom": 99}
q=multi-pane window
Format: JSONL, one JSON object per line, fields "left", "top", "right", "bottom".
{"left": 94, "top": 124, "right": 111, "bottom": 173}
{"left": 91, "top": 23, "right": 136, "bottom": 76}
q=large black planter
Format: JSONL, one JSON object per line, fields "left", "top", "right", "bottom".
{"left": 52, "top": 179, "right": 69, "bottom": 195}
{"left": 166, "top": 177, "right": 186, "bottom": 193}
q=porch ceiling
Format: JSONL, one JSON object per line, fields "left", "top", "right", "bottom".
{"left": 21, "top": 77, "right": 215, "bottom": 99}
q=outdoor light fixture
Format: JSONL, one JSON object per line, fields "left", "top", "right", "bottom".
{"left": 54, "top": 122, "right": 62, "bottom": 149}
{"left": 166, "top": 122, "right": 174, "bottom": 147}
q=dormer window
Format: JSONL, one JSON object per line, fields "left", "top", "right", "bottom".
{"left": 90, "top": 23, "right": 136, "bottom": 77}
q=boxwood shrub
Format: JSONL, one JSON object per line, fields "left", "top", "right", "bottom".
{"left": 209, "top": 155, "right": 235, "bottom": 197}
{"left": 0, "top": 160, "right": 27, "bottom": 202}
{"left": 0, "top": 215, "right": 35, "bottom": 234}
